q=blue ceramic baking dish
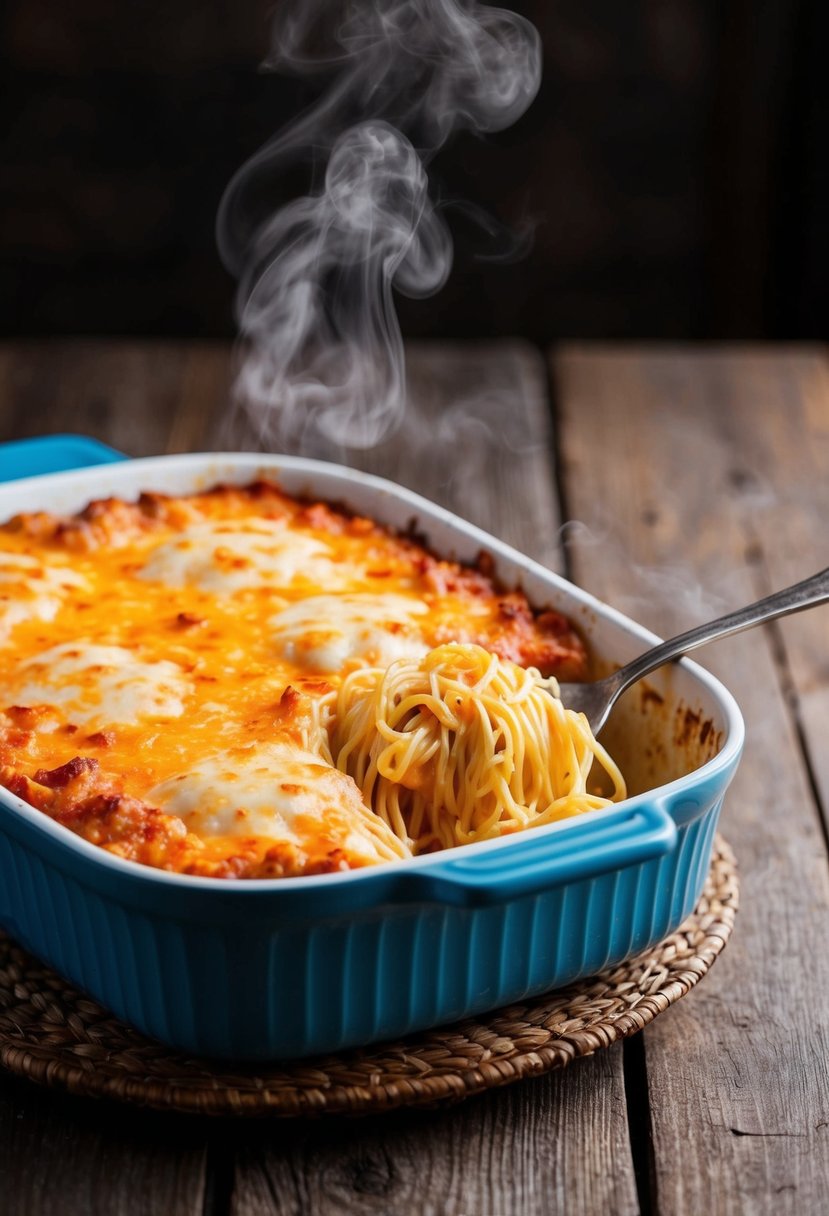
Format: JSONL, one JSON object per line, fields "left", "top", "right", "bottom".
{"left": 0, "top": 439, "right": 744, "bottom": 1060}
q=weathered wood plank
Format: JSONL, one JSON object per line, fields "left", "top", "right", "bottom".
{"left": 703, "top": 352, "right": 829, "bottom": 830}
{"left": 0, "top": 1079, "right": 207, "bottom": 1216}
{"left": 367, "top": 341, "right": 566, "bottom": 573}
{"left": 224, "top": 338, "right": 566, "bottom": 574}
{"left": 163, "top": 343, "right": 234, "bottom": 454}
{"left": 228, "top": 341, "right": 639, "bottom": 1216}
{"left": 0, "top": 339, "right": 231, "bottom": 456}
{"left": 230, "top": 1048, "right": 635, "bottom": 1216}
{"left": 555, "top": 345, "right": 829, "bottom": 1216}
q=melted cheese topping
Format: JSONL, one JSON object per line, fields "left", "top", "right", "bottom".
{"left": 0, "top": 552, "right": 88, "bottom": 638}
{"left": 148, "top": 742, "right": 400, "bottom": 864}
{"left": 270, "top": 593, "right": 430, "bottom": 672}
{"left": 138, "top": 519, "right": 347, "bottom": 594}
{"left": 0, "top": 483, "right": 586, "bottom": 878}
{"left": 14, "top": 643, "right": 189, "bottom": 728}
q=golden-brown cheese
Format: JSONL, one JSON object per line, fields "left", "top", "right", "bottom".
{"left": 0, "top": 482, "right": 586, "bottom": 878}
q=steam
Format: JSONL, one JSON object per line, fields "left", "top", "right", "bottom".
{"left": 218, "top": 1, "right": 541, "bottom": 455}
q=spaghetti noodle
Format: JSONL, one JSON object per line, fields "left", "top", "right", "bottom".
{"left": 332, "top": 643, "right": 627, "bottom": 853}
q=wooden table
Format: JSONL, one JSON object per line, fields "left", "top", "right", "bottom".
{"left": 0, "top": 340, "right": 828, "bottom": 1214}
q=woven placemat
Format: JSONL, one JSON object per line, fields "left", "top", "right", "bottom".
{"left": 0, "top": 836, "right": 737, "bottom": 1118}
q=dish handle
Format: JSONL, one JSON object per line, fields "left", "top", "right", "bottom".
{"left": 392, "top": 801, "right": 678, "bottom": 907}
{"left": 0, "top": 434, "right": 127, "bottom": 483}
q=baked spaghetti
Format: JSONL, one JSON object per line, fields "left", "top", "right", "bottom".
{"left": 0, "top": 481, "right": 624, "bottom": 878}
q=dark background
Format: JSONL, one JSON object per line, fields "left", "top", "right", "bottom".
{"left": 2, "top": 0, "right": 827, "bottom": 343}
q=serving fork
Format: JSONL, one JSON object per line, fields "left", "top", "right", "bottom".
{"left": 558, "top": 566, "right": 829, "bottom": 734}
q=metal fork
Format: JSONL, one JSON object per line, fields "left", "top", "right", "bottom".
{"left": 557, "top": 566, "right": 829, "bottom": 735}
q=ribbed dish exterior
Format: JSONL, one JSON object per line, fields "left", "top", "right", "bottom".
{"left": 0, "top": 449, "right": 744, "bottom": 1061}
{"left": 0, "top": 796, "right": 724, "bottom": 1060}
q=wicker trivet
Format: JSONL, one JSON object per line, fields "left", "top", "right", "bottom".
{"left": 0, "top": 836, "right": 737, "bottom": 1118}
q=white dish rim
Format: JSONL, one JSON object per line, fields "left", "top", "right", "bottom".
{"left": 0, "top": 452, "right": 746, "bottom": 891}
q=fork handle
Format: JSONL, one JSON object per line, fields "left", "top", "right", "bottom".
{"left": 615, "top": 566, "right": 829, "bottom": 694}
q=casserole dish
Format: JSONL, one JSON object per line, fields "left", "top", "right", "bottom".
{"left": 0, "top": 439, "right": 744, "bottom": 1060}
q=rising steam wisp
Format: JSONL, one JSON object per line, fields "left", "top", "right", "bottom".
{"left": 218, "top": 1, "right": 541, "bottom": 457}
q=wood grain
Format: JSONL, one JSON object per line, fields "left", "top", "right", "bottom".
{"left": 555, "top": 345, "right": 829, "bottom": 1215}
{"left": 0, "top": 340, "right": 232, "bottom": 455}
{"left": 229, "top": 1051, "right": 636, "bottom": 1216}
{"left": 226, "top": 339, "right": 567, "bottom": 573}
{"left": 0, "top": 1076, "right": 207, "bottom": 1216}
